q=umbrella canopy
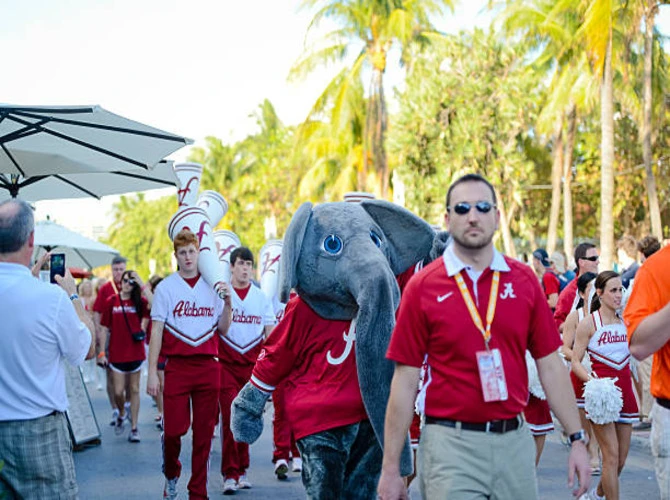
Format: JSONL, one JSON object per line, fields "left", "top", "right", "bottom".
{"left": 33, "top": 220, "right": 120, "bottom": 269}
{"left": 0, "top": 160, "right": 178, "bottom": 203}
{"left": 0, "top": 104, "right": 192, "bottom": 198}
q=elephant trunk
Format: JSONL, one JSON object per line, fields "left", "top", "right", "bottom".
{"left": 352, "top": 267, "right": 413, "bottom": 477}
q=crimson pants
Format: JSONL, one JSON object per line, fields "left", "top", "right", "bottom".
{"left": 219, "top": 363, "right": 253, "bottom": 481}
{"left": 163, "top": 357, "right": 221, "bottom": 500}
{"left": 272, "top": 381, "right": 300, "bottom": 462}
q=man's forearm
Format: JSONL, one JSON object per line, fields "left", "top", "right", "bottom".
{"left": 382, "top": 365, "right": 420, "bottom": 474}
{"left": 148, "top": 321, "right": 164, "bottom": 376}
{"left": 629, "top": 302, "right": 670, "bottom": 360}
{"left": 537, "top": 352, "right": 581, "bottom": 434}
{"left": 218, "top": 303, "right": 232, "bottom": 336}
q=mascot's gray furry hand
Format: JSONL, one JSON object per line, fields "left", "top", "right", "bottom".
{"left": 231, "top": 382, "right": 270, "bottom": 444}
{"left": 429, "top": 231, "right": 451, "bottom": 262}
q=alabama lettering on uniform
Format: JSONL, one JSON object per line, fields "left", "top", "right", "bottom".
{"left": 151, "top": 273, "right": 223, "bottom": 356}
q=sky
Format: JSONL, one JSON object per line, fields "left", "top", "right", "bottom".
{"left": 2, "top": 0, "right": 668, "bottom": 239}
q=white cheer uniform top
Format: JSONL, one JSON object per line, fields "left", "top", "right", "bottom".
{"left": 586, "top": 311, "right": 630, "bottom": 370}
{"left": 220, "top": 284, "right": 275, "bottom": 355}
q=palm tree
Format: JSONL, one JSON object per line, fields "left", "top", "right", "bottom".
{"left": 291, "top": 0, "right": 453, "bottom": 199}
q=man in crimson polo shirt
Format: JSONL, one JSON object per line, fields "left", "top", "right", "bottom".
{"left": 147, "top": 229, "right": 232, "bottom": 500}
{"left": 378, "top": 174, "right": 590, "bottom": 500}
{"left": 554, "top": 243, "right": 599, "bottom": 331}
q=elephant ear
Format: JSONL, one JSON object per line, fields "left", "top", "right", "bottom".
{"left": 361, "top": 200, "right": 435, "bottom": 275}
{"left": 279, "top": 202, "right": 312, "bottom": 303}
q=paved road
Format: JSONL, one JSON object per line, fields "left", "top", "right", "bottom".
{"left": 73, "top": 369, "right": 660, "bottom": 499}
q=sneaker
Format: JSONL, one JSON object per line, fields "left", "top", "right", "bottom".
{"left": 110, "top": 408, "right": 119, "bottom": 426}
{"left": 237, "top": 474, "right": 252, "bottom": 489}
{"left": 292, "top": 457, "right": 302, "bottom": 473}
{"left": 128, "top": 429, "right": 140, "bottom": 442}
{"left": 114, "top": 416, "right": 125, "bottom": 436}
{"left": 579, "top": 489, "right": 604, "bottom": 500}
{"left": 223, "top": 478, "right": 238, "bottom": 495}
{"left": 163, "top": 477, "right": 178, "bottom": 499}
{"left": 633, "top": 421, "right": 652, "bottom": 431}
{"left": 274, "top": 459, "right": 289, "bottom": 480}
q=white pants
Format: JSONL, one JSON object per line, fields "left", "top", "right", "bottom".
{"left": 651, "top": 402, "right": 670, "bottom": 499}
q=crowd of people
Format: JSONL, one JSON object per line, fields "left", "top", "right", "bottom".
{"left": 2, "top": 171, "right": 670, "bottom": 500}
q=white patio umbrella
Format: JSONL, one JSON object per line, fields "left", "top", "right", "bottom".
{"left": 0, "top": 160, "right": 178, "bottom": 202}
{"left": 0, "top": 104, "right": 192, "bottom": 199}
{"left": 33, "top": 220, "right": 120, "bottom": 269}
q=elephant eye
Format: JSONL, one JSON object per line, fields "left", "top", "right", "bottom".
{"left": 370, "top": 230, "right": 382, "bottom": 248}
{"left": 323, "top": 234, "right": 343, "bottom": 255}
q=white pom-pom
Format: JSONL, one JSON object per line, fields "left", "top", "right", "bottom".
{"left": 584, "top": 377, "right": 623, "bottom": 424}
{"left": 526, "top": 351, "right": 546, "bottom": 400}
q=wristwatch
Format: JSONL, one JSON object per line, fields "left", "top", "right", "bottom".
{"left": 69, "top": 293, "right": 80, "bottom": 301}
{"left": 568, "top": 429, "right": 587, "bottom": 444}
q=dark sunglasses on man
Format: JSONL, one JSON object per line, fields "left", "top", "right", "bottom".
{"left": 580, "top": 255, "right": 599, "bottom": 262}
{"left": 448, "top": 201, "right": 496, "bottom": 215}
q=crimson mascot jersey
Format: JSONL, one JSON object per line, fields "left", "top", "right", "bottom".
{"left": 251, "top": 296, "right": 368, "bottom": 440}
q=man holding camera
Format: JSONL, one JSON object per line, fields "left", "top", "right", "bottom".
{"left": 0, "top": 199, "right": 95, "bottom": 499}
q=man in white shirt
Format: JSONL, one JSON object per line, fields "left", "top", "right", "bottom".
{"left": 0, "top": 199, "right": 95, "bottom": 499}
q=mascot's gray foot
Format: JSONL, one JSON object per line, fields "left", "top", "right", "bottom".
{"left": 231, "top": 382, "right": 270, "bottom": 444}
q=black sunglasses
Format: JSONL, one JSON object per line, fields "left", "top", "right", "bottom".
{"left": 122, "top": 278, "right": 136, "bottom": 284}
{"left": 448, "top": 201, "right": 496, "bottom": 215}
{"left": 580, "top": 255, "right": 599, "bottom": 262}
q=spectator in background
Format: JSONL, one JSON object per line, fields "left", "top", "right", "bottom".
{"left": 78, "top": 280, "right": 98, "bottom": 386}
{"left": 625, "top": 239, "right": 670, "bottom": 498}
{"left": 617, "top": 235, "right": 639, "bottom": 289}
{"left": 0, "top": 199, "right": 95, "bottom": 499}
{"left": 93, "top": 255, "right": 129, "bottom": 425}
{"left": 630, "top": 235, "right": 662, "bottom": 431}
{"left": 551, "top": 250, "right": 575, "bottom": 291}
{"left": 554, "top": 243, "right": 599, "bottom": 331}
{"left": 532, "top": 248, "right": 560, "bottom": 311}
{"left": 98, "top": 270, "right": 152, "bottom": 443}
{"left": 146, "top": 274, "right": 165, "bottom": 428}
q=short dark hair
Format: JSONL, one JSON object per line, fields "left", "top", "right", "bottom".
{"left": 0, "top": 199, "right": 34, "bottom": 254}
{"left": 230, "top": 246, "right": 254, "bottom": 266}
{"left": 637, "top": 235, "right": 661, "bottom": 259}
{"left": 445, "top": 173, "right": 497, "bottom": 210}
{"left": 574, "top": 242, "right": 596, "bottom": 274}
{"left": 111, "top": 255, "right": 127, "bottom": 266}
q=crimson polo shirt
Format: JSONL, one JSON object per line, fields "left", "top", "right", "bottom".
{"left": 387, "top": 245, "right": 561, "bottom": 422}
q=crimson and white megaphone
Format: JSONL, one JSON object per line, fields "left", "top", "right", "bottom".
{"left": 167, "top": 206, "right": 228, "bottom": 299}
{"left": 213, "top": 230, "right": 241, "bottom": 283}
{"left": 259, "top": 239, "right": 283, "bottom": 302}
{"left": 197, "top": 190, "right": 228, "bottom": 228}
{"left": 173, "top": 162, "right": 203, "bottom": 207}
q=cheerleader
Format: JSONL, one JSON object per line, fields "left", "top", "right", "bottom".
{"left": 572, "top": 271, "right": 638, "bottom": 500}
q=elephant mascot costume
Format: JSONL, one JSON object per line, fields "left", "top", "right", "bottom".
{"left": 231, "top": 200, "right": 446, "bottom": 499}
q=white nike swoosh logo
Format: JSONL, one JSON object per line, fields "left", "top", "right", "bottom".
{"left": 437, "top": 292, "right": 453, "bottom": 303}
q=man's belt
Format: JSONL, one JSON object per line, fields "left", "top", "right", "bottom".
{"left": 657, "top": 398, "right": 670, "bottom": 410}
{"left": 424, "top": 415, "right": 521, "bottom": 434}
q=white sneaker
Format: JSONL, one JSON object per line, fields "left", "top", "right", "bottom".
{"left": 292, "top": 457, "right": 302, "bottom": 473}
{"left": 223, "top": 478, "right": 238, "bottom": 495}
{"left": 110, "top": 408, "right": 119, "bottom": 426}
{"left": 237, "top": 474, "right": 252, "bottom": 489}
{"left": 579, "top": 490, "right": 604, "bottom": 500}
{"left": 274, "top": 459, "right": 289, "bottom": 480}
{"left": 163, "top": 477, "right": 178, "bottom": 499}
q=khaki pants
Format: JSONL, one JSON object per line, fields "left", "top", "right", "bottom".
{"left": 651, "top": 403, "right": 670, "bottom": 500}
{"left": 639, "top": 356, "right": 654, "bottom": 420}
{"left": 418, "top": 420, "right": 537, "bottom": 500}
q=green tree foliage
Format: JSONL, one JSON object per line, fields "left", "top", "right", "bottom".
{"left": 104, "top": 194, "right": 178, "bottom": 279}
{"left": 390, "top": 30, "right": 549, "bottom": 255}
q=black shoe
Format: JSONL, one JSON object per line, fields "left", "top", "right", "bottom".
{"left": 633, "top": 421, "right": 652, "bottom": 431}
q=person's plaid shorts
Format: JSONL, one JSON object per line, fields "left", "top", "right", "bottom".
{"left": 0, "top": 411, "right": 78, "bottom": 499}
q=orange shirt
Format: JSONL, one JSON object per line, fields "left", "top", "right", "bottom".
{"left": 624, "top": 245, "right": 670, "bottom": 399}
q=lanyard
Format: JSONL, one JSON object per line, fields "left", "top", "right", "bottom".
{"left": 454, "top": 270, "right": 500, "bottom": 347}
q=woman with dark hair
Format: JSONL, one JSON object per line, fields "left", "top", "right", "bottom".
{"left": 99, "top": 270, "right": 149, "bottom": 443}
{"left": 561, "top": 271, "right": 599, "bottom": 473}
{"left": 572, "top": 271, "right": 638, "bottom": 500}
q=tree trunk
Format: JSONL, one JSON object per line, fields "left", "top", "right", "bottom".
{"left": 563, "top": 104, "right": 577, "bottom": 262}
{"left": 496, "top": 190, "right": 517, "bottom": 258}
{"left": 547, "top": 115, "right": 564, "bottom": 254}
{"left": 643, "top": 4, "right": 663, "bottom": 239}
{"left": 600, "top": 36, "right": 615, "bottom": 270}
{"left": 366, "top": 67, "right": 389, "bottom": 199}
